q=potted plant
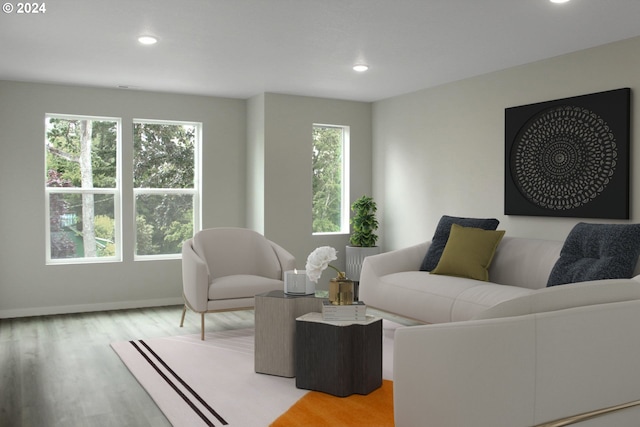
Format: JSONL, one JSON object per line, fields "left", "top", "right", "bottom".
{"left": 346, "top": 195, "right": 381, "bottom": 286}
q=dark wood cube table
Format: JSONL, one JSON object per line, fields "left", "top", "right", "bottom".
{"left": 295, "top": 312, "right": 382, "bottom": 397}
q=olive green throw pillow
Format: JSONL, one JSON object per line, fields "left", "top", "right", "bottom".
{"left": 430, "top": 224, "right": 505, "bottom": 281}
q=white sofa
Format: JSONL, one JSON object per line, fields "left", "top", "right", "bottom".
{"left": 360, "top": 236, "right": 640, "bottom": 426}
{"left": 393, "top": 283, "right": 640, "bottom": 426}
{"left": 359, "top": 236, "right": 640, "bottom": 324}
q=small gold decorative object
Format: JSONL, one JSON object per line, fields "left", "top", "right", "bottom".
{"left": 329, "top": 272, "right": 354, "bottom": 305}
{"left": 305, "top": 246, "right": 353, "bottom": 304}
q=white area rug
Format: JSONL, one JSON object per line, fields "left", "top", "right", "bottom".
{"left": 111, "top": 320, "right": 401, "bottom": 427}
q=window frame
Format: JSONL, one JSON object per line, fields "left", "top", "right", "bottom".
{"left": 44, "top": 114, "right": 123, "bottom": 265}
{"left": 311, "top": 123, "right": 351, "bottom": 236}
{"left": 132, "top": 118, "right": 202, "bottom": 261}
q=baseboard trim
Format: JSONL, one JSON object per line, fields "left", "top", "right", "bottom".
{"left": 0, "top": 297, "right": 184, "bottom": 319}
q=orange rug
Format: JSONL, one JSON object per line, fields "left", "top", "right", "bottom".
{"left": 270, "top": 380, "right": 394, "bottom": 427}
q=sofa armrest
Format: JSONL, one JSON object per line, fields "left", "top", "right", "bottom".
{"left": 394, "top": 318, "right": 536, "bottom": 427}
{"left": 361, "top": 241, "right": 430, "bottom": 278}
{"left": 181, "top": 238, "right": 210, "bottom": 312}
{"left": 394, "top": 300, "right": 640, "bottom": 427}
{"left": 269, "top": 241, "right": 296, "bottom": 277}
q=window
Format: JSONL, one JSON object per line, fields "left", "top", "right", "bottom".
{"left": 312, "top": 124, "right": 350, "bottom": 234}
{"left": 45, "top": 115, "right": 121, "bottom": 264}
{"left": 133, "top": 120, "right": 201, "bottom": 259}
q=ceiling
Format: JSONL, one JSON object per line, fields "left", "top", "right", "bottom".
{"left": 2, "top": 0, "right": 640, "bottom": 102}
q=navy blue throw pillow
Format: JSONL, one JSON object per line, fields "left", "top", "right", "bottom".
{"left": 547, "top": 222, "right": 640, "bottom": 287}
{"left": 420, "top": 215, "right": 500, "bottom": 272}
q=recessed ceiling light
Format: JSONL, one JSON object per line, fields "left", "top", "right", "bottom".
{"left": 353, "top": 64, "right": 369, "bottom": 72}
{"left": 549, "top": 0, "right": 570, "bottom": 3}
{"left": 138, "top": 35, "right": 158, "bottom": 45}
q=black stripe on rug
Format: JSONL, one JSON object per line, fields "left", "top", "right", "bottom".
{"left": 138, "top": 340, "right": 228, "bottom": 426}
{"left": 129, "top": 340, "right": 224, "bottom": 426}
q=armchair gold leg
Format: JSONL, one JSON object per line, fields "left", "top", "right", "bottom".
{"left": 201, "top": 313, "right": 205, "bottom": 341}
{"left": 180, "top": 305, "right": 187, "bottom": 327}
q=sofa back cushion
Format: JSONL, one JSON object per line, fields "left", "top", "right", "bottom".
{"left": 420, "top": 215, "right": 499, "bottom": 271}
{"left": 472, "top": 278, "right": 640, "bottom": 320}
{"left": 430, "top": 224, "right": 505, "bottom": 281}
{"left": 547, "top": 222, "right": 640, "bottom": 287}
{"left": 488, "top": 237, "right": 563, "bottom": 290}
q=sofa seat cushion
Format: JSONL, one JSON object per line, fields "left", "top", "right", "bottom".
{"left": 451, "top": 283, "right": 535, "bottom": 322}
{"left": 209, "top": 275, "right": 283, "bottom": 300}
{"left": 378, "top": 272, "right": 478, "bottom": 323}
{"left": 473, "top": 277, "right": 640, "bottom": 320}
{"left": 378, "top": 271, "right": 532, "bottom": 323}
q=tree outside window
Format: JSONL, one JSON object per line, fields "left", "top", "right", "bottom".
{"left": 133, "top": 120, "right": 201, "bottom": 258}
{"left": 312, "top": 125, "right": 349, "bottom": 234}
{"left": 45, "top": 115, "right": 120, "bottom": 263}
{"left": 45, "top": 115, "right": 201, "bottom": 263}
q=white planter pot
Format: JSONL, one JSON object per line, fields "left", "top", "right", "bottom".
{"left": 345, "top": 245, "right": 381, "bottom": 282}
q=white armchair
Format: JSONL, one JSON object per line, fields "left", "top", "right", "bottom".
{"left": 180, "top": 227, "right": 295, "bottom": 339}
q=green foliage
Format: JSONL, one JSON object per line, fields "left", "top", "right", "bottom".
{"left": 312, "top": 126, "right": 343, "bottom": 233}
{"left": 46, "top": 117, "right": 197, "bottom": 259}
{"left": 349, "top": 195, "right": 379, "bottom": 247}
{"left": 136, "top": 215, "right": 159, "bottom": 256}
{"left": 164, "top": 214, "right": 194, "bottom": 252}
{"left": 133, "top": 123, "right": 196, "bottom": 255}
{"left": 46, "top": 118, "right": 117, "bottom": 259}
{"left": 94, "top": 215, "right": 115, "bottom": 257}
{"left": 94, "top": 215, "right": 114, "bottom": 241}
{"left": 47, "top": 171, "right": 76, "bottom": 258}
{"left": 45, "top": 118, "right": 117, "bottom": 188}
{"left": 91, "top": 121, "right": 118, "bottom": 188}
{"left": 135, "top": 194, "right": 194, "bottom": 255}
{"left": 133, "top": 123, "right": 195, "bottom": 188}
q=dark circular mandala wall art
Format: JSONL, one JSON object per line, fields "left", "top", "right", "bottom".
{"left": 504, "top": 88, "right": 630, "bottom": 219}
{"left": 510, "top": 105, "right": 617, "bottom": 211}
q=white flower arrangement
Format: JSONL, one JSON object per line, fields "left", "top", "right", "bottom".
{"left": 305, "top": 246, "right": 342, "bottom": 283}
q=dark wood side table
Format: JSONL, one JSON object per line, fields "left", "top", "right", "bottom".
{"left": 254, "top": 290, "right": 324, "bottom": 377}
{"left": 295, "top": 312, "right": 382, "bottom": 397}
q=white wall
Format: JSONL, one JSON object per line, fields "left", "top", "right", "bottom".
{"left": 0, "top": 81, "right": 246, "bottom": 317}
{"left": 0, "top": 83, "right": 371, "bottom": 316}
{"left": 259, "top": 93, "right": 372, "bottom": 286}
{"left": 373, "top": 36, "right": 640, "bottom": 251}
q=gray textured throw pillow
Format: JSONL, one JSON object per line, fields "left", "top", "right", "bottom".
{"left": 547, "top": 222, "right": 640, "bottom": 287}
{"left": 420, "top": 215, "right": 500, "bottom": 271}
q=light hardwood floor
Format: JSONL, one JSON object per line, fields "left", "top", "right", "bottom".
{"left": 0, "top": 305, "right": 419, "bottom": 427}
